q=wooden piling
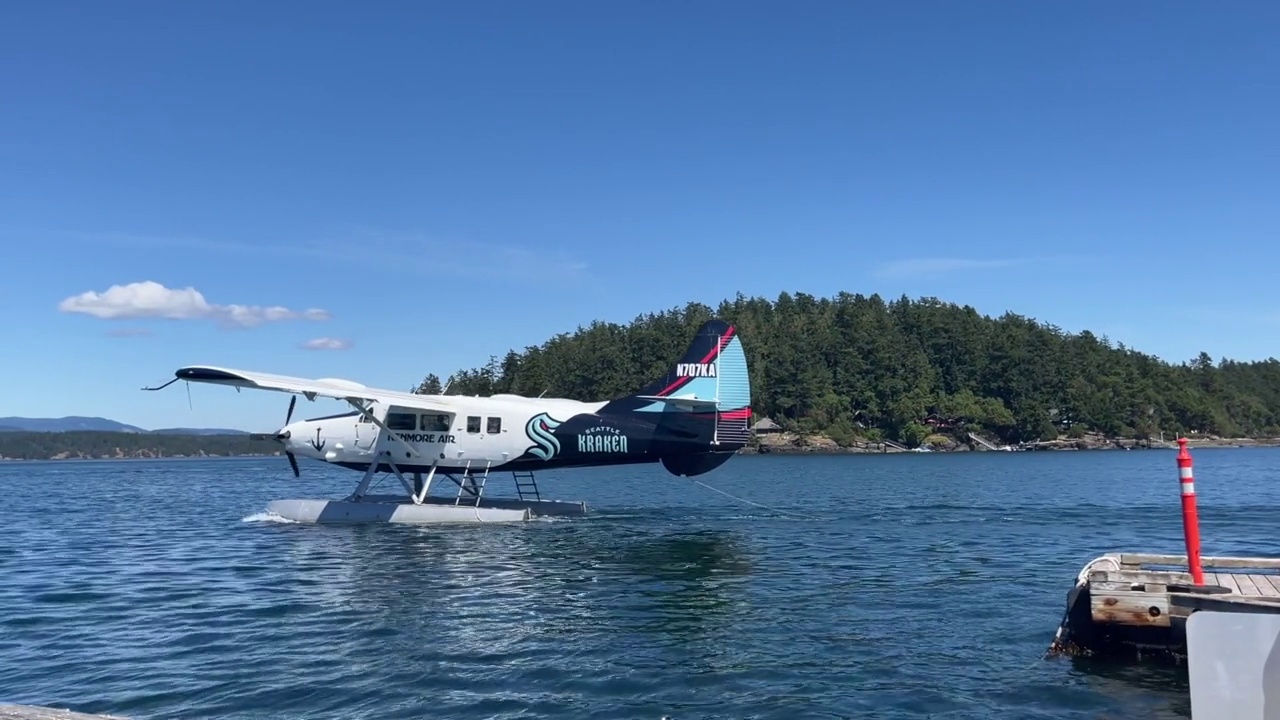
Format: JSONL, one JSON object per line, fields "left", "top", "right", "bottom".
{"left": 1049, "top": 551, "right": 1280, "bottom": 662}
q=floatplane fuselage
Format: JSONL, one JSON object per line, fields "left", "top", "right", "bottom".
{"left": 146, "top": 320, "right": 753, "bottom": 524}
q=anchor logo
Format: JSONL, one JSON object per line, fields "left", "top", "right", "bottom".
{"left": 307, "top": 427, "right": 326, "bottom": 452}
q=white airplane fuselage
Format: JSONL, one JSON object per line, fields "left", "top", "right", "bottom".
{"left": 279, "top": 394, "right": 625, "bottom": 474}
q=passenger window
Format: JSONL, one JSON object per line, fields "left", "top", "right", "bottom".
{"left": 487, "top": 417, "right": 502, "bottom": 434}
{"left": 387, "top": 412, "right": 417, "bottom": 430}
{"left": 421, "top": 414, "right": 451, "bottom": 432}
{"left": 466, "top": 416, "right": 481, "bottom": 433}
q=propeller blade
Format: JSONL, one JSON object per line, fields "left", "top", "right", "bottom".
{"left": 287, "top": 451, "right": 300, "bottom": 477}
{"left": 285, "top": 395, "right": 296, "bottom": 425}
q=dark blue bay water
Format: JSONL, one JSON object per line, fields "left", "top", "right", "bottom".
{"left": 2, "top": 448, "right": 1279, "bottom": 719}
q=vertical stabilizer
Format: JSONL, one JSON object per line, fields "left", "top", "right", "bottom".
{"left": 610, "top": 320, "right": 753, "bottom": 449}
{"left": 636, "top": 319, "right": 750, "bottom": 413}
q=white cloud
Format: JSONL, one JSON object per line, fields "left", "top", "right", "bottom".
{"left": 58, "top": 281, "right": 331, "bottom": 327}
{"left": 300, "top": 337, "right": 352, "bottom": 350}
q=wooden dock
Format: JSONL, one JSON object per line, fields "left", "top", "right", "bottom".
{"left": 1049, "top": 551, "right": 1280, "bottom": 662}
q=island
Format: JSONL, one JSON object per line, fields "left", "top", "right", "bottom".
{"left": 418, "top": 292, "right": 1279, "bottom": 453}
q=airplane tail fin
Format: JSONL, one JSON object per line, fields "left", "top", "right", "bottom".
{"left": 601, "top": 319, "right": 752, "bottom": 476}
{"left": 636, "top": 319, "right": 751, "bottom": 413}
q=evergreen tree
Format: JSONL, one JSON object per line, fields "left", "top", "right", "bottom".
{"left": 413, "top": 373, "right": 443, "bottom": 394}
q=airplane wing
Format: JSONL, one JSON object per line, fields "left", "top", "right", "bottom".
{"left": 149, "top": 365, "right": 452, "bottom": 412}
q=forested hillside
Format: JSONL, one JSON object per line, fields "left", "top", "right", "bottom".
{"left": 0, "top": 432, "right": 270, "bottom": 460}
{"left": 417, "top": 292, "right": 1280, "bottom": 447}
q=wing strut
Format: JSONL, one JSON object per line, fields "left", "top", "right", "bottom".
{"left": 345, "top": 398, "right": 422, "bottom": 460}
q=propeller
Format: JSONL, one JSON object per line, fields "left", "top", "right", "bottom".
{"left": 249, "top": 396, "right": 300, "bottom": 477}
{"left": 281, "top": 396, "right": 299, "bottom": 477}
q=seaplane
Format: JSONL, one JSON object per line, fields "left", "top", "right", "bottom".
{"left": 144, "top": 319, "right": 753, "bottom": 524}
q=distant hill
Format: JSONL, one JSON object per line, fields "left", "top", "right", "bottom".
{"left": 149, "top": 427, "right": 250, "bottom": 436}
{"left": 0, "top": 417, "right": 247, "bottom": 435}
{"left": 0, "top": 416, "right": 146, "bottom": 433}
{"left": 0, "top": 430, "right": 270, "bottom": 460}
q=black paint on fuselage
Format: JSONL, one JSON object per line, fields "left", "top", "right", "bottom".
{"left": 336, "top": 404, "right": 741, "bottom": 476}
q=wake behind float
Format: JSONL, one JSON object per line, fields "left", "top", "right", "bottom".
{"left": 144, "top": 320, "right": 753, "bottom": 525}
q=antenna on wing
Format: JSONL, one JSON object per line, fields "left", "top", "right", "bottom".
{"left": 141, "top": 377, "right": 180, "bottom": 391}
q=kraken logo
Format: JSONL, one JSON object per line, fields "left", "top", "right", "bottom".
{"left": 525, "top": 412, "right": 562, "bottom": 461}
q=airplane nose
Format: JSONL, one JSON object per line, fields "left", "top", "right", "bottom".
{"left": 281, "top": 422, "right": 322, "bottom": 457}
{"left": 280, "top": 425, "right": 303, "bottom": 450}
{"left": 278, "top": 425, "right": 303, "bottom": 477}
{"left": 248, "top": 396, "right": 304, "bottom": 478}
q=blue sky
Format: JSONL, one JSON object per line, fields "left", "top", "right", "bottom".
{"left": 2, "top": 1, "right": 1277, "bottom": 431}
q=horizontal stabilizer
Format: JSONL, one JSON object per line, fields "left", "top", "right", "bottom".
{"left": 631, "top": 394, "right": 719, "bottom": 411}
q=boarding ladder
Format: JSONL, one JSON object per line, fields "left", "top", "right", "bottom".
{"left": 512, "top": 471, "right": 541, "bottom": 501}
{"left": 454, "top": 460, "right": 492, "bottom": 506}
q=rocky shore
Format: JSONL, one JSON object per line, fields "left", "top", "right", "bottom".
{"left": 742, "top": 430, "right": 1280, "bottom": 455}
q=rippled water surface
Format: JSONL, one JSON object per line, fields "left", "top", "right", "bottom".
{"left": 3, "top": 448, "right": 1279, "bottom": 718}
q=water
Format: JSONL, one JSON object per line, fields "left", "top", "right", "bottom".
{"left": 1, "top": 448, "right": 1278, "bottom": 719}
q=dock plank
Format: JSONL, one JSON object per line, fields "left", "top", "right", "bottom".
{"left": 1216, "top": 572, "right": 1241, "bottom": 594}
{"left": 1121, "top": 553, "right": 1280, "bottom": 571}
{"left": 1266, "top": 575, "right": 1280, "bottom": 596}
{"left": 1234, "top": 573, "right": 1263, "bottom": 596}
{"left": 1088, "top": 569, "right": 1192, "bottom": 586}
{"left": 1251, "top": 575, "right": 1280, "bottom": 597}
{"left": 1090, "top": 588, "right": 1170, "bottom": 627}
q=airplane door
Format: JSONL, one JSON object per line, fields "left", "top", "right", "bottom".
{"left": 354, "top": 412, "right": 377, "bottom": 450}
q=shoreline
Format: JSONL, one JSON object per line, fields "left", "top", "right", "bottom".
{"left": 3, "top": 435, "right": 1278, "bottom": 462}
{"left": 743, "top": 433, "right": 1280, "bottom": 455}
{"left": 0, "top": 453, "right": 281, "bottom": 463}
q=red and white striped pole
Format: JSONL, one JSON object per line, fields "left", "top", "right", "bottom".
{"left": 1176, "top": 437, "right": 1205, "bottom": 585}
